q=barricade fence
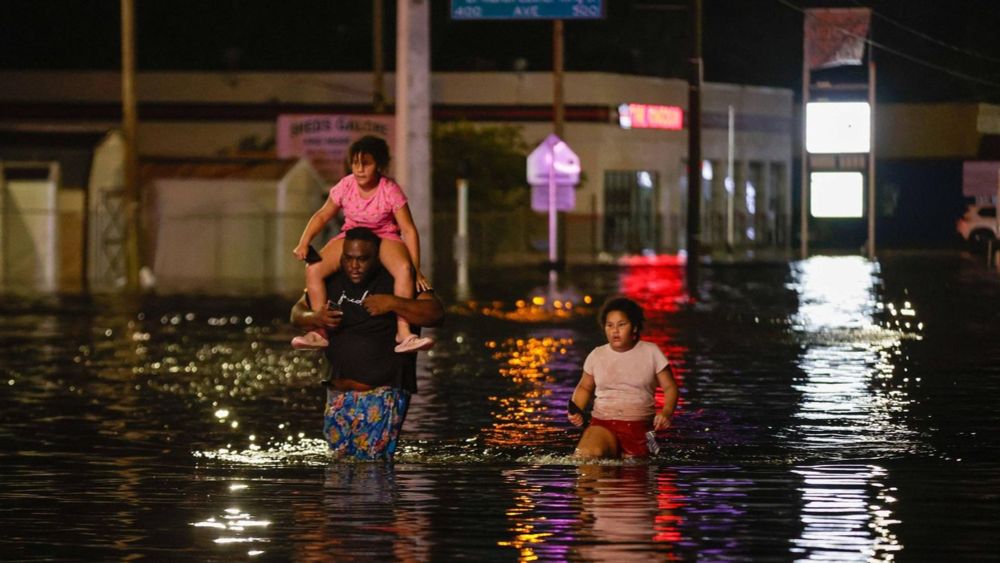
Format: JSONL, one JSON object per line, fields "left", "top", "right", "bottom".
{"left": 2, "top": 206, "right": 791, "bottom": 293}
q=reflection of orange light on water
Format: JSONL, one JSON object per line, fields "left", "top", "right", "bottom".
{"left": 484, "top": 336, "right": 573, "bottom": 447}
{"left": 454, "top": 297, "right": 594, "bottom": 324}
{"left": 497, "top": 475, "right": 550, "bottom": 560}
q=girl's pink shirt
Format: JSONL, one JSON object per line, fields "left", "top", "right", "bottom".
{"left": 329, "top": 174, "right": 407, "bottom": 241}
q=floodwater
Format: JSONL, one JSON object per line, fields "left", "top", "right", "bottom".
{"left": 2, "top": 251, "right": 999, "bottom": 561}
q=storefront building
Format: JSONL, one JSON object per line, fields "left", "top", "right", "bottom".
{"left": 0, "top": 70, "right": 794, "bottom": 289}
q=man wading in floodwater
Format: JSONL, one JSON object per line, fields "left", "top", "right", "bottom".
{"left": 290, "top": 227, "right": 444, "bottom": 460}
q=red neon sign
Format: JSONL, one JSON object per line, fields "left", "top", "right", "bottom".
{"left": 619, "top": 103, "right": 684, "bottom": 131}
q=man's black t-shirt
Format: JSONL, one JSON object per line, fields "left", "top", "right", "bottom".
{"left": 321, "top": 266, "right": 417, "bottom": 393}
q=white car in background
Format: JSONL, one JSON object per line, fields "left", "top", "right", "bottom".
{"left": 956, "top": 204, "right": 999, "bottom": 248}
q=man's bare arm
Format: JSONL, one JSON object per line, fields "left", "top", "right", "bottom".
{"left": 362, "top": 291, "right": 444, "bottom": 327}
{"left": 290, "top": 294, "right": 343, "bottom": 330}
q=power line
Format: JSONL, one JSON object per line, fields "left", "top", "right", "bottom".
{"left": 866, "top": 36, "right": 1000, "bottom": 89}
{"left": 850, "top": 0, "right": 1000, "bottom": 67}
{"left": 775, "top": 0, "right": 1000, "bottom": 90}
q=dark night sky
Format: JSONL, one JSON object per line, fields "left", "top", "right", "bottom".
{"left": 2, "top": 1, "right": 1000, "bottom": 103}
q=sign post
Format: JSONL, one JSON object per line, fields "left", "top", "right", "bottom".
{"left": 527, "top": 134, "right": 580, "bottom": 269}
{"left": 455, "top": 165, "right": 470, "bottom": 300}
{"left": 548, "top": 144, "right": 557, "bottom": 266}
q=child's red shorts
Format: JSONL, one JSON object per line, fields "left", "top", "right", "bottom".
{"left": 590, "top": 417, "right": 651, "bottom": 457}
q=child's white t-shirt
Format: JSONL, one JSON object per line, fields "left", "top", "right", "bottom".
{"left": 583, "top": 340, "right": 669, "bottom": 421}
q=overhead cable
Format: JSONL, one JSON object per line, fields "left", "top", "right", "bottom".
{"left": 775, "top": 0, "right": 1000, "bottom": 90}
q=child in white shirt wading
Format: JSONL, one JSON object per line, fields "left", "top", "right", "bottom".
{"left": 568, "top": 296, "right": 679, "bottom": 458}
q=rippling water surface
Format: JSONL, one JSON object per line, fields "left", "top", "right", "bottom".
{"left": 2, "top": 252, "right": 999, "bottom": 561}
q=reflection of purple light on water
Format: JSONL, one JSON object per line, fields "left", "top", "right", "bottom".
{"left": 526, "top": 327, "right": 586, "bottom": 430}
{"left": 500, "top": 469, "right": 576, "bottom": 560}
{"left": 671, "top": 467, "right": 750, "bottom": 556}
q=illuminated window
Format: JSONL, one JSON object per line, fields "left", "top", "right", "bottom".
{"left": 637, "top": 170, "right": 654, "bottom": 189}
{"left": 701, "top": 160, "right": 713, "bottom": 181}
{"left": 806, "top": 102, "right": 871, "bottom": 154}
{"left": 810, "top": 172, "right": 863, "bottom": 218}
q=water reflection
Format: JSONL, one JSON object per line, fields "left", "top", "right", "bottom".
{"left": 787, "top": 256, "right": 921, "bottom": 455}
{"left": 191, "top": 482, "right": 271, "bottom": 558}
{"left": 618, "top": 261, "right": 687, "bottom": 314}
{"left": 288, "top": 464, "right": 432, "bottom": 561}
{"left": 194, "top": 436, "right": 329, "bottom": 465}
{"left": 788, "top": 257, "right": 912, "bottom": 558}
{"left": 192, "top": 466, "right": 435, "bottom": 561}
{"left": 499, "top": 464, "right": 685, "bottom": 561}
{"left": 483, "top": 333, "right": 576, "bottom": 449}
{"left": 673, "top": 466, "right": 752, "bottom": 560}
{"left": 573, "top": 464, "right": 682, "bottom": 561}
{"left": 499, "top": 467, "right": 574, "bottom": 561}
{"left": 791, "top": 256, "right": 880, "bottom": 331}
{"left": 4, "top": 253, "right": 999, "bottom": 560}
{"left": 792, "top": 464, "right": 901, "bottom": 561}
{"left": 457, "top": 294, "right": 593, "bottom": 323}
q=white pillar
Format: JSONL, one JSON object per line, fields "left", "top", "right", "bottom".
{"left": 0, "top": 162, "right": 5, "bottom": 288}
{"left": 455, "top": 177, "right": 469, "bottom": 299}
{"left": 726, "top": 105, "right": 735, "bottom": 250}
{"left": 396, "top": 0, "right": 433, "bottom": 277}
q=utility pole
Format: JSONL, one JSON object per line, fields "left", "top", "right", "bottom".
{"left": 685, "top": 0, "right": 702, "bottom": 292}
{"left": 373, "top": 0, "right": 386, "bottom": 113}
{"left": 553, "top": 19, "right": 565, "bottom": 138}
{"left": 396, "top": 0, "right": 432, "bottom": 276}
{"left": 120, "top": 0, "right": 140, "bottom": 291}
{"left": 549, "top": 19, "right": 567, "bottom": 272}
{"left": 800, "top": 15, "right": 810, "bottom": 260}
{"left": 867, "top": 55, "right": 877, "bottom": 260}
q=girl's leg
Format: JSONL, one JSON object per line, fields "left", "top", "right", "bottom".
{"left": 574, "top": 426, "right": 619, "bottom": 459}
{"left": 379, "top": 240, "right": 416, "bottom": 339}
{"left": 380, "top": 239, "right": 433, "bottom": 353}
{"left": 292, "top": 239, "right": 343, "bottom": 349}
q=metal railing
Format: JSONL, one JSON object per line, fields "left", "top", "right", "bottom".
{"left": 1, "top": 204, "right": 798, "bottom": 293}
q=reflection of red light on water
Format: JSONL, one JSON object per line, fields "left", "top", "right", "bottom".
{"left": 619, "top": 258, "right": 688, "bottom": 406}
{"left": 617, "top": 253, "right": 686, "bottom": 267}
{"left": 654, "top": 472, "right": 685, "bottom": 546}
{"left": 618, "top": 260, "right": 687, "bottom": 314}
